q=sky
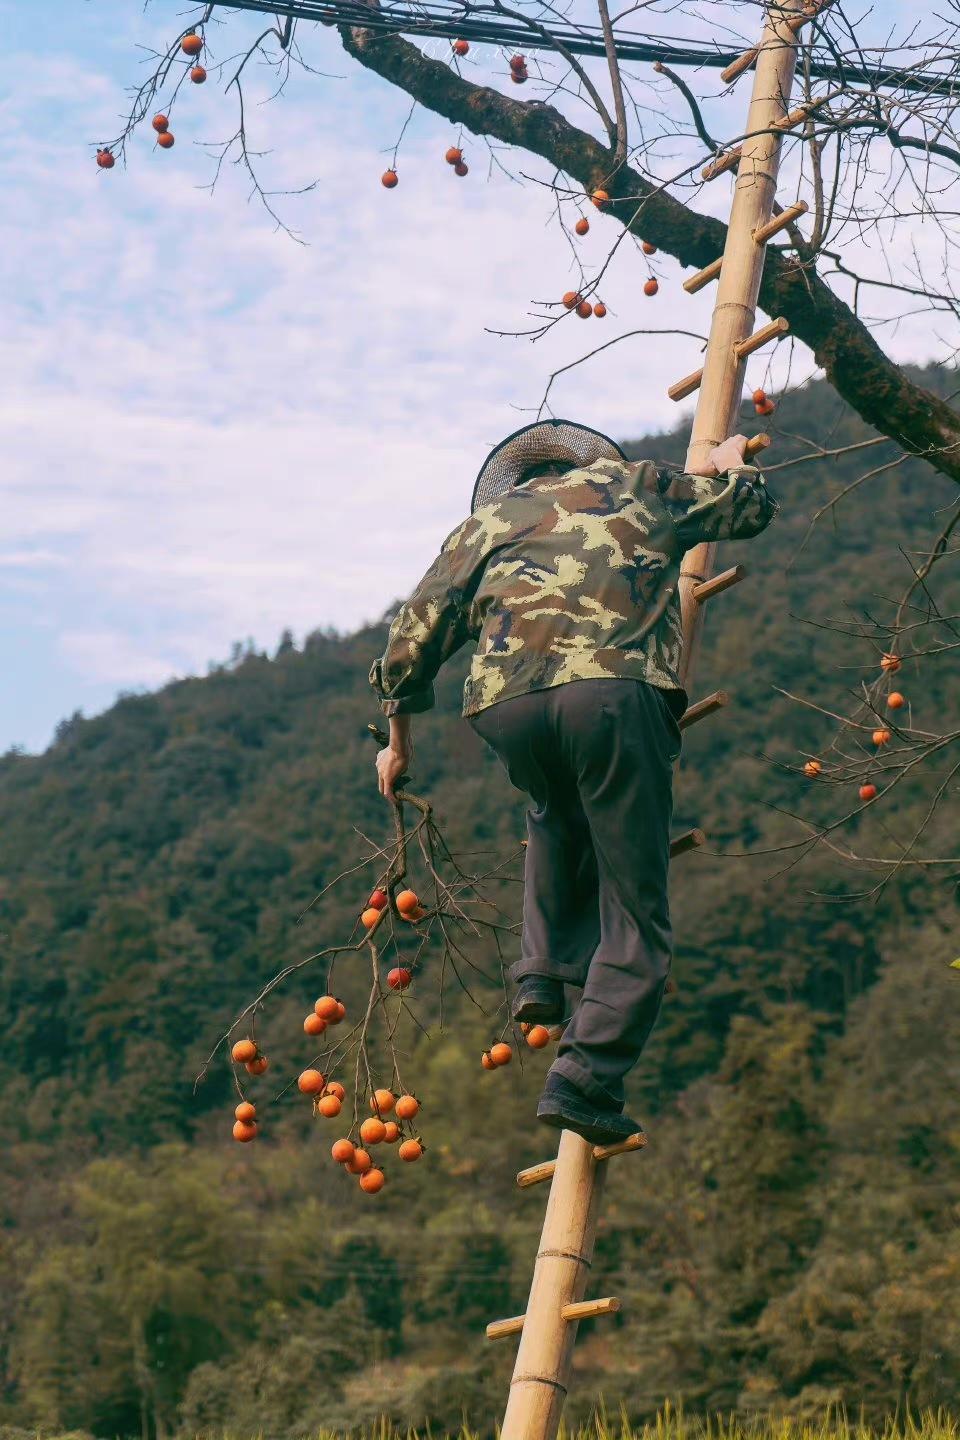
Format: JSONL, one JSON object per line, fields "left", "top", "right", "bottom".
{"left": 1, "top": 0, "right": 945, "bottom": 752}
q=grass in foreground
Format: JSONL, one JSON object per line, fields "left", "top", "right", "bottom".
{"left": 297, "top": 1406, "right": 960, "bottom": 1440}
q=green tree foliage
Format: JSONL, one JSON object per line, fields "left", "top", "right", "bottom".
{"left": 0, "top": 372, "right": 957, "bottom": 1436}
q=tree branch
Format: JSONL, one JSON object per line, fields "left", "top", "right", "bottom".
{"left": 339, "top": 21, "right": 960, "bottom": 486}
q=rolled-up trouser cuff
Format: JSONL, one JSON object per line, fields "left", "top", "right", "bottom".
{"left": 511, "top": 956, "right": 588, "bottom": 985}
{"left": 548, "top": 1055, "right": 622, "bottom": 1112}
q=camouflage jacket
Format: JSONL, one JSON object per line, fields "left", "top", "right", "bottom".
{"left": 370, "top": 457, "right": 779, "bottom": 719}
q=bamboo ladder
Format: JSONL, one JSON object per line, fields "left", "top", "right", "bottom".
{"left": 486, "top": 5, "right": 815, "bottom": 1436}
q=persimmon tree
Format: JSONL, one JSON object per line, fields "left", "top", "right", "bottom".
{"left": 105, "top": 2, "right": 959, "bottom": 884}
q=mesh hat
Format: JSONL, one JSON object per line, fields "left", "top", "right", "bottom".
{"left": 471, "top": 418, "right": 628, "bottom": 512}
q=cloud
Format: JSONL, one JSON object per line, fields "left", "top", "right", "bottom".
{"left": 58, "top": 629, "right": 190, "bottom": 688}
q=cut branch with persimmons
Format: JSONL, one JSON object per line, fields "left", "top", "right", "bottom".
{"left": 196, "top": 748, "right": 567, "bottom": 1193}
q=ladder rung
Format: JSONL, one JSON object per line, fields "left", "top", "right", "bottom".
{"left": 683, "top": 257, "right": 723, "bottom": 293}
{"left": 692, "top": 564, "right": 746, "bottom": 602}
{"left": 720, "top": 6, "right": 823, "bottom": 85}
{"left": 671, "top": 827, "right": 705, "bottom": 858}
{"left": 720, "top": 45, "right": 760, "bottom": 85}
{"left": 753, "top": 201, "right": 808, "bottom": 244}
{"left": 562, "top": 1296, "right": 621, "bottom": 1322}
{"left": 486, "top": 1296, "right": 622, "bottom": 1338}
{"left": 593, "top": 1132, "right": 647, "bottom": 1162}
{"left": 702, "top": 150, "right": 740, "bottom": 181}
{"left": 703, "top": 96, "right": 833, "bottom": 181}
{"left": 733, "top": 316, "right": 789, "bottom": 358}
{"left": 516, "top": 1132, "right": 646, "bottom": 1189}
{"left": 668, "top": 367, "right": 704, "bottom": 402}
{"left": 679, "top": 690, "right": 728, "bottom": 729}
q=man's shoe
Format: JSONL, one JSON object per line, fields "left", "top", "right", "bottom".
{"left": 511, "top": 976, "right": 564, "bottom": 1025}
{"left": 536, "top": 1075, "right": 642, "bottom": 1147}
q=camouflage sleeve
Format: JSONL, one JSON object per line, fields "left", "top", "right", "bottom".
{"left": 369, "top": 521, "right": 481, "bottom": 716}
{"left": 657, "top": 464, "right": 780, "bottom": 548}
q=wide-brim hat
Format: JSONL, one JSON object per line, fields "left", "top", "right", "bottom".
{"left": 471, "top": 418, "right": 628, "bottom": 512}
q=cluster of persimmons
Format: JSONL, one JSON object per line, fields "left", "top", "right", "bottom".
{"left": 802, "top": 652, "right": 907, "bottom": 802}
{"left": 225, "top": 871, "right": 553, "bottom": 1194}
{"left": 97, "top": 32, "right": 205, "bottom": 169}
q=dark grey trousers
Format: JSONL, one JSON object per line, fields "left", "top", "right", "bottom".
{"left": 470, "top": 678, "right": 684, "bottom": 1110}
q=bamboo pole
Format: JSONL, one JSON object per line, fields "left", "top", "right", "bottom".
{"left": 679, "top": 0, "right": 806, "bottom": 688}
{"left": 498, "top": 9, "right": 803, "bottom": 1439}
{"left": 500, "top": 1129, "right": 607, "bottom": 1437}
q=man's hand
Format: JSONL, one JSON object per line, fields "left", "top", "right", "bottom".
{"left": 376, "top": 746, "right": 409, "bottom": 801}
{"left": 688, "top": 433, "right": 750, "bottom": 478}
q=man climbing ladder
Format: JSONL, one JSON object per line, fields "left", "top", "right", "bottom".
{"left": 370, "top": 419, "right": 778, "bottom": 1142}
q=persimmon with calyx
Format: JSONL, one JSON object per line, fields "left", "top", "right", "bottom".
{"left": 873, "top": 728, "right": 892, "bottom": 746}
{"left": 383, "top": 1121, "right": 400, "bottom": 1143}
{"left": 576, "top": 300, "right": 592, "bottom": 319}
{"left": 325, "top": 1080, "right": 346, "bottom": 1101}
{"left": 245, "top": 1055, "right": 269, "bottom": 1075}
{"left": 233, "top": 1119, "right": 257, "bottom": 1143}
{"left": 509, "top": 53, "right": 527, "bottom": 71}
{"left": 395, "top": 1094, "right": 419, "bottom": 1120}
{"left": 562, "top": 291, "right": 582, "bottom": 310}
{"left": 315, "top": 995, "right": 340, "bottom": 1020}
{"left": 157, "top": 132, "right": 175, "bottom": 149}
{"left": 235, "top": 1101, "right": 256, "bottom": 1124}
{"left": 181, "top": 32, "right": 203, "bottom": 56}
{"left": 304, "top": 1012, "right": 327, "bottom": 1036}
{"left": 752, "top": 388, "right": 768, "bottom": 405}
{"left": 575, "top": 217, "right": 590, "bottom": 236}
{"left": 331, "top": 1138, "right": 355, "bottom": 1164}
{"left": 395, "top": 889, "right": 420, "bottom": 915}
{"left": 591, "top": 188, "right": 610, "bottom": 209}
{"left": 347, "top": 1147, "right": 372, "bottom": 1175}
{"left": 454, "top": 161, "right": 469, "bottom": 177}
{"left": 643, "top": 278, "right": 659, "bottom": 297}
{"left": 317, "top": 1094, "right": 341, "bottom": 1118}
{"left": 452, "top": 38, "right": 470, "bottom": 55}
{"left": 881, "top": 653, "right": 901, "bottom": 673}
{"left": 510, "top": 67, "right": 528, "bottom": 83}
{"left": 445, "top": 146, "right": 463, "bottom": 165}
{"left": 756, "top": 398, "right": 777, "bottom": 416}
{"left": 526, "top": 1025, "right": 550, "bottom": 1049}
{"left": 399, "top": 1139, "right": 423, "bottom": 1162}
{"left": 887, "top": 692, "right": 905, "bottom": 710}
{"left": 190, "top": 65, "right": 207, "bottom": 84}
{"left": 381, "top": 169, "right": 398, "bottom": 189}
{"left": 360, "top": 1167, "right": 386, "bottom": 1193}
{"left": 387, "top": 966, "right": 412, "bottom": 991}
{"left": 152, "top": 114, "right": 169, "bottom": 133}
{"left": 298, "top": 1069, "right": 326, "bottom": 1096}
{"left": 481, "top": 1051, "right": 496, "bottom": 1070}
{"left": 803, "top": 759, "right": 822, "bottom": 778}
{"left": 370, "top": 1088, "right": 395, "bottom": 1115}
{"left": 96, "top": 149, "right": 116, "bottom": 169}
{"left": 361, "top": 907, "right": 381, "bottom": 929}
{"left": 490, "top": 1042, "right": 513, "bottom": 1066}
{"left": 642, "top": 240, "right": 657, "bottom": 254}
{"left": 360, "top": 1116, "right": 387, "bottom": 1145}
{"left": 368, "top": 889, "right": 388, "bottom": 910}
{"left": 859, "top": 782, "right": 877, "bottom": 801}
{"left": 232, "top": 1038, "right": 257, "bottom": 1064}
{"left": 593, "top": 302, "right": 607, "bottom": 318}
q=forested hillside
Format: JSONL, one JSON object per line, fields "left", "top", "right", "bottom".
{"left": 0, "top": 371, "right": 957, "bottom": 1440}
